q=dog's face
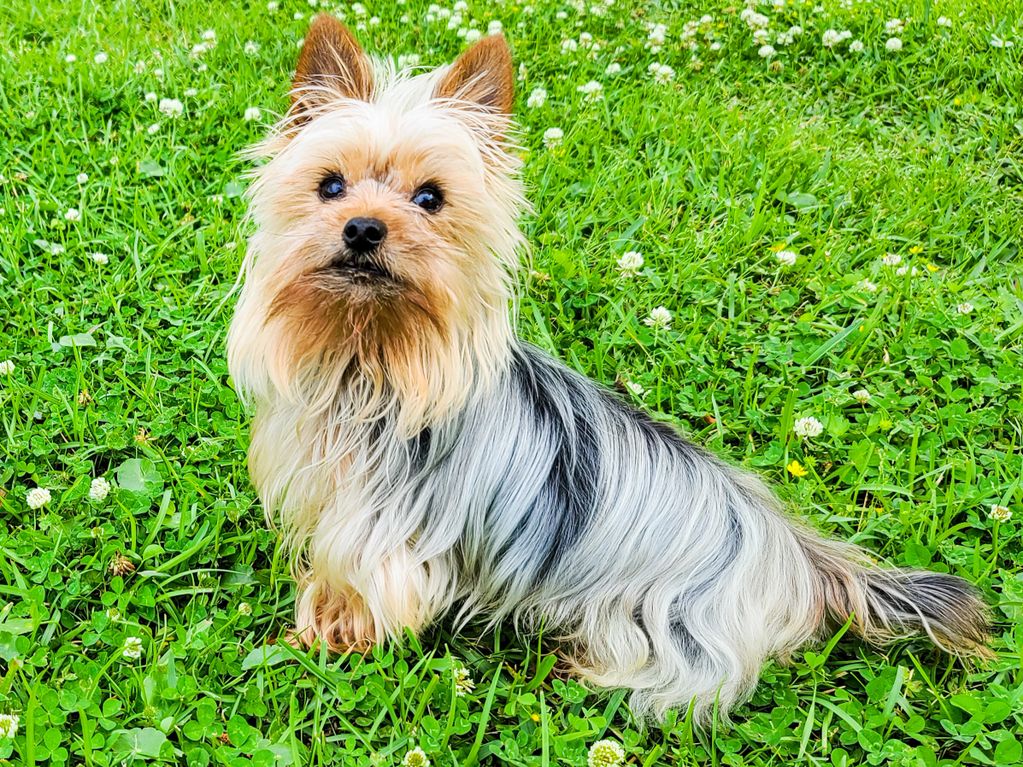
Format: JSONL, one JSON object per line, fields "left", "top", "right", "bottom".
{"left": 230, "top": 17, "right": 525, "bottom": 425}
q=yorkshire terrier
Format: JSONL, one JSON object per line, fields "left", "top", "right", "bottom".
{"left": 228, "top": 16, "right": 989, "bottom": 722}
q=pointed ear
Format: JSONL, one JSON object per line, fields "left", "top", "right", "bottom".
{"left": 435, "top": 35, "right": 514, "bottom": 117}
{"left": 291, "top": 15, "right": 373, "bottom": 111}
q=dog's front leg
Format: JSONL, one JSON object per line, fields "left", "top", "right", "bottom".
{"left": 291, "top": 547, "right": 447, "bottom": 653}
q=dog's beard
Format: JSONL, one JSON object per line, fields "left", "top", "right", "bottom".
{"left": 267, "top": 264, "right": 445, "bottom": 378}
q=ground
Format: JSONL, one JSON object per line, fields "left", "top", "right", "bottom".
{"left": 0, "top": 0, "right": 1021, "bottom": 765}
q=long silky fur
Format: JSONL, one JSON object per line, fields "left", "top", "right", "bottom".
{"left": 228, "top": 34, "right": 990, "bottom": 725}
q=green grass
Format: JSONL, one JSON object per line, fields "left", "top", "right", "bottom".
{"left": 1, "top": 0, "right": 1022, "bottom": 764}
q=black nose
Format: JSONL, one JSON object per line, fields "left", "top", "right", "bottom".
{"left": 343, "top": 217, "right": 387, "bottom": 253}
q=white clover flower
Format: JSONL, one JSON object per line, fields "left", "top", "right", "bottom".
{"left": 857, "top": 278, "right": 877, "bottom": 292}
{"left": 617, "top": 250, "right": 644, "bottom": 275}
{"left": 885, "top": 37, "right": 903, "bottom": 52}
{"left": 775, "top": 249, "right": 797, "bottom": 266}
{"left": 758, "top": 44, "right": 776, "bottom": 58}
{"left": 852, "top": 389, "right": 871, "bottom": 404}
{"left": 50, "top": 243, "right": 66, "bottom": 255}
{"left": 777, "top": 31, "right": 794, "bottom": 46}
{"left": 561, "top": 38, "right": 578, "bottom": 53}
{"left": 453, "top": 664, "right": 475, "bottom": 695}
{"left": 990, "top": 36, "right": 1014, "bottom": 48}
{"left": 122, "top": 636, "right": 143, "bottom": 660}
{"left": 587, "top": 739, "right": 625, "bottom": 767}
{"left": 488, "top": 20, "right": 503, "bottom": 35}
{"left": 105, "top": 607, "right": 121, "bottom": 621}
{"left": 937, "top": 16, "right": 952, "bottom": 28}
{"left": 244, "top": 40, "right": 260, "bottom": 55}
{"left": 648, "top": 62, "right": 675, "bottom": 83}
{"left": 369, "top": 16, "right": 381, "bottom": 26}
{"left": 577, "top": 80, "right": 603, "bottom": 101}
{"left": 989, "top": 504, "right": 1012, "bottom": 522}
{"left": 402, "top": 747, "right": 430, "bottom": 767}
{"left": 0, "top": 714, "right": 19, "bottom": 740}
{"left": 201, "top": 28, "right": 217, "bottom": 41}
{"left": 648, "top": 23, "right": 667, "bottom": 47}
{"left": 895, "top": 265, "right": 919, "bottom": 276}
{"left": 453, "top": 0, "right": 468, "bottom": 11}
{"left": 625, "top": 380, "right": 645, "bottom": 396}
{"left": 956, "top": 302, "right": 974, "bottom": 315}
{"left": 238, "top": 602, "right": 253, "bottom": 616}
{"left": 94, "top": 52, "right": 108, "bottom": 64}
{"left": 192, "top": 41, "right": 210, "bottom": 56}
{"left": 147, "top": 123, "right": 161, "bottom": 135}
{"left": 465, "top": 28, "right": 482, "bottom": 42}
{"left": 527, "top": 87, "right": 547, "bottom": 108}
{"left": 183, "top": 87, "right": 198, "bottom": 97}
{"left": 885, "top": 19, "right": 905, "bottom": 34}
{"left": 882, "top": 253, "right": 902, "bottom": 266}
{"left": 154, "top": 68, "right": 163, "bottom": 78}
{"left": 92, "top": 251, "right": 108, "bottom": 264}
{"left": 159, "top": 98, "right": 184, "bottom": 117}
{"left": 65, "top": 53, "right": 77, "bottom": 63}
{"left": 822, "top": 29, "right": 842, "bottom": 47}
{"left": 555, "top": 10, "right": 567, "bottom": 19}
{"left": 76, "top": 172, "right": 89, "bottom": 184}
{"left": 753, "top": 28, "right": 771, "bottom": 44}
{"left": 740, "top": 9, "right": 770, "bottom": 30}
{"left": 89, "top": 477, "right": 111, "bottom": 501}
{"left": 542, "top": 127, "right": 564, "bottom": 149}
{"left": 267, "top": 1, "right": 279, "bottom": 10}
{"left": 64, "top": 208, "right": 81, "bottom": 222}
{"left": 849, "top": 40, "right": 865, "bottom": 53}
{"left": 793, "top": 416, "right": 824, "bottom": 438}
{"left": 244, "top": 107, "right": 261, "bottom": 121}
{"left": 0, "top": 360, "right": 14, "bottom": 375}
{"left": 789, "top": 25, "right": 803, "bottom": 37}
{"left": 27, "top": 487, "right": 52, "bottom": 509}
{"left": 578, "top": 32, "right": 594, "bottom": 49}
{"left": 605, "top": 62, "right": 622, "bottom": 75}
{"left": 144, "top": 91, "right": 157, "bottom": 102}
{"left": 644, "top": 306, "right": 673, "bottom": 330}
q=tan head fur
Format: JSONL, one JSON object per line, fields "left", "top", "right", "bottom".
{"left": 228, "top": 17, "right": 526, "bottom": 435}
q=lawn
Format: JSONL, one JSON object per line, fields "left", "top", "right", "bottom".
{"left": 1, "top": 0, "right": 1022, "bottom": 764}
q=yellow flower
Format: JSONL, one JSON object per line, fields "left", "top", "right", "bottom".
{"left": 530, "top": 713, "right": 540, "bottom": 722}
{"left": 953, "top": 97, "right": 962, "bottom": 106}
{"left": 909, "top": 245, "right": 923, "bottom": 255}
{"left": 769, "top": 243, "right": 787, "bottom": 253}
{"left": 926, "top": 263, "right": 940, "bottom": 272}
{"left": 786, "top": 460, "right": 808, "bottom": 478}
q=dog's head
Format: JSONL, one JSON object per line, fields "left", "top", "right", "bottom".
{"left": 229, "top": 16, "right": 525, "bottom": 429}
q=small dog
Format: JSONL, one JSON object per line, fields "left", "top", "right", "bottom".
{"left": 228, "top": 16, "right": 990, "bottom": 722}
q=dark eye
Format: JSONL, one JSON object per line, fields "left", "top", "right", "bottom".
{"left": 411, "top": 185, "right": 443, "bottom": 213}
{"left": 318, "top": 174, "right": 346, "bottom": 200}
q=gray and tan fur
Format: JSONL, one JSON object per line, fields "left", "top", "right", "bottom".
{"left": 227, "top": 16, "right": 990, "bottom": 723}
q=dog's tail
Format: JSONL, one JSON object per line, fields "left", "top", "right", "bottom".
{"left": 797, "top": 531, "right": 992, "bottom": 656}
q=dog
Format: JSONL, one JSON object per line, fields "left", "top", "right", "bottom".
{"left": 227, "top": 16, "right": 990, "bottom": 722}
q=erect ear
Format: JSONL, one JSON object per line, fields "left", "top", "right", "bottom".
{"left": 435, "top": 35, "right": 514, "bottom": 118}
{"left": 291, "top": 15, "right": 373, "bottom": 111}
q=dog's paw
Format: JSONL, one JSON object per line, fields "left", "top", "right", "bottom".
{"left": 293, "top": 579, "right": 378, "bottom": 653}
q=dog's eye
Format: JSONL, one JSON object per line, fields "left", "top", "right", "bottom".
{"left": 318, "top": 175, "right": 346, "bottom": 200}
{"left": 411, "top": 185, "right": 443, "bottom": 213}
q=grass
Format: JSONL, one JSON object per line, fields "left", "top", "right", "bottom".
{"left": 1, "top": 0, "right": 1021, "bottom": 764}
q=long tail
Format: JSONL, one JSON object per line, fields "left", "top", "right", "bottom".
{"left": 798, "top": 532, "right": 992, "bottom": 656}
